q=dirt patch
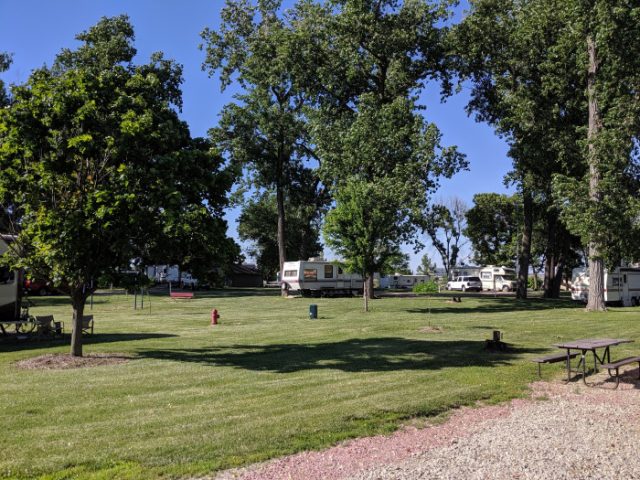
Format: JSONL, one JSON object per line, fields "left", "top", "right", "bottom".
{"left": 419, "top": 325, "right": 443, "bottom": 334}
{"left": 15, "top": 353, "right": 133, "bottom": 370}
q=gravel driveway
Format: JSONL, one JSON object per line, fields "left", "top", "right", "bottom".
{"left": 209, "top": 370, "right": 640, "bottom": 480}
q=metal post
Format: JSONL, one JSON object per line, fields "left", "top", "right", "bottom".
{"left": 140, "top": 289, "right": 144, "bottom": 309}
{"left": 134, "top": 290, "right": 137, "bottom": 310}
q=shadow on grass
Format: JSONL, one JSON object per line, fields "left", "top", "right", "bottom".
{"left": 138, "top": 337, "right": 546, "bottom": 373}
{"left": 0, "top": 333, "right": 177, "bottom": 353}
{"left": 407, "top": 297, "right": 581, "bottom": 315}
{"left": 147, "top": 288, "right": 282, "bottom": 299}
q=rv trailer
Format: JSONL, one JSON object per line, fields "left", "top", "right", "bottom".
{"left": 380, "top": 274, "right": 431, "bottom": 289}
{"left": 570, "top": 267, "right": 640, "bottom": 306}
{"left": 479, "top": 266, "right": 517, "bottom": 291}
{"left": 281, "top": 258, "right": 364, "bottom": 297}
{"left": 0, "top": 234, "right": 21, "bottom": 322}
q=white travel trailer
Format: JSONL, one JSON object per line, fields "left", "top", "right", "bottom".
{"left": 146, "top": 265, "right": 198, "bottom": 287}
{"left": 479, "top": 266, "right": 518, "bottom": 291}
{"left": 571, "top": 267, "right": 640, "bottom": 306}
{"left": 0, "top": 234, "right": 21, "bottom": 322}
{"left": 281, "top": 258, "right": 364, "bottom": 297}
{"left": 380, "top": 274, "right": 431, "bottom": 289}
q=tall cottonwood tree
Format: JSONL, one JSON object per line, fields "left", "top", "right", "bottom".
{"left": 202, "top": 0, "right": 319, "bottom": 295}
{"left": 552, "top": 0, "right": 640, "bottom": 310}
{"left": 296, "top": 0, "right": 465, "bottom": 310}
{"left": 453, "top": 0, "right": 587, "bottom": 299}
{"left": 456, "top": 0, "right": 640, "bottom": 309}
{"left": 0, "top": 17, "right": 235, "bottom": 355}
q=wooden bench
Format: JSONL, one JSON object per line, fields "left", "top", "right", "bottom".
{"left": 600, "top": 356, "right": 640, "bottom": 389}
{"left": 170, "top": 291, "right": 194, "bottom": 299}
{"left": 532, "top": 352, "right": 579, "bottom": 377}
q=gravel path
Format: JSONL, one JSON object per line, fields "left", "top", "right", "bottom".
{"left": 208, "top": 370, "right": 640, "bottom": 480}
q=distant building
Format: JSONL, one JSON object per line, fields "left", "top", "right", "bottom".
{"left": 226, "top": 264, "right": 263, "bottom": 288}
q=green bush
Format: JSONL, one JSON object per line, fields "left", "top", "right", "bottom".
{"left": 412, "top": 280, "right": 439, "bottom": 293}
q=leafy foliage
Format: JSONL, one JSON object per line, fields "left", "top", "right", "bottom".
{"left": 416, "top": 253, "right": 437, "bottom": 275}
{"left": 465, "top": 193, "right": 519, "bottom": 267}
{"left": 412, "top": 280, "right": 439, "bottom": 293}
{"left": 296, "top": 0, "right": 465, "bottom": 310}
{"left": 0, "top": 16, "right": 236, "bottom": 354}
{"left": 423, "top": 199, "right": 467, "bottom": 277}
{"left": 202, "top": 0, "right": 322, "bottom": 280}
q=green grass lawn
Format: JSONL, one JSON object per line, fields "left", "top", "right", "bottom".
{"left": 1, "top": 290, "right": 638, "bottom": 479}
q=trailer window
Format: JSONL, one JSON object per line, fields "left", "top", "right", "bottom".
{"left": 283, "top": 270, "right": 297, "bottom": 278}
{"left": 338, "top": 267, "right": 343, "bottom": 275}
{"left": 304, "top": 269, "right": 317, "bottom": 280}
{"left": 324, "top": 265, "right": 334, "bottom": 278}
{"left": 611, "top": 276, "right": 620, "bottom": 287}
{"left": 481, "top": 272, "right": 491, "bottom": 280}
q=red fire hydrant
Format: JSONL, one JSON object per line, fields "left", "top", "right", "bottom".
{"left": 211, "top": 309, "right": 220, "bottom": 325}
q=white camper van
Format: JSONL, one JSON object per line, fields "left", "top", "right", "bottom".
{"left": 0, "top": 235, "right": 21, "bottom": 322}
{"left": 571, "top": 267, "right": 640, "bottom": 306}
{"left": 479, "top": 266, "right": 518, "bottom": 291}
{"left": 281, "top": 258, "right": 364, "bottom": 297}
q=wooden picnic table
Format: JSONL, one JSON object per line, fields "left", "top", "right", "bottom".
{"left": 553, "top": 338, "right": 634, "bottom": 383}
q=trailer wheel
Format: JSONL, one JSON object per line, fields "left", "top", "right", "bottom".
{"left": 502, "top": 285, "right": 510, "bottom": 292}
{"left": 461, "top": 285, "right": 466, "bottom": 292}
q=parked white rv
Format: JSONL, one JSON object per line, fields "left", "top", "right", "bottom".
{"left": 380, "top": 274, "right": 431, "bottom": 289}
{"left": 147, "top": 265, "right": 198, "bottom": 288}
{"left": 479, "top": 266, "right": 518, "bottom": 291}
{"left": 570, "top": 267, "right": 640, "bottom": 306}
{"left": 0, "top": 235, "right": 21, "bottom": 322}
{"left": 281, "top": 258, "right": 364, "bottom": 297}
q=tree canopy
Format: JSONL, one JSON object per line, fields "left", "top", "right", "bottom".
{"left": 296, "top": 0, "right": 466, "bottom": 309}
{"left": 0, "top": 16, "right": 236, "bottom": 355}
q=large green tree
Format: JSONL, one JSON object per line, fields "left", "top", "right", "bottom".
{"left": 552, "top": 0, "right": 640, "bottom": 310}
{"left": 202, "top": 0, "right": 320, "bottom": 295}
{"left": 453, "top": 0, "right": 587, "bottom": 299}
{"left": 238, "top": 168, "right": 326, "bottom": 279}
{"left": 465, "top": 193, "right": 519, "bottom": 267}
{"left": 456, "top": 0, "right": 640, "bottom": 308}
{"left": 0, "top": 16, "right": 235, "bottom": 355}
{"left": 297, "top": 0, "right": 465, "bottom": 310}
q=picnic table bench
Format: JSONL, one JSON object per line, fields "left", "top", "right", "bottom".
{"left": 600, "top": 356, "right": 640, "bottom": 389}
{"left": 553, "top": 338, "right": 635, "bottom": 386}
{"left": 532, "top": 352, "right": 579, "bottom": 377}
{"left": 170, "top": 291, "right": 194, "bottom": 299}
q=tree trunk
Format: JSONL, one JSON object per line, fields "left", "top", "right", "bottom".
{"left": 517, "top": 188, "right": 533, "bottom": 299}
{"left": 70, "top": 288, "right": 87, "bottom": 357}
{"left": 363, "top": 275, "right": 369, "bottom": 312}
{"left": 586, "top": 33, "right": 606, "bottom": 311}
{"left": 276, "top": 182, "right": 287, "bottom": 298}
{"left": 543, "top": 213, "right": 557, "bottom": 298}
{"left": 366, "top": 275, "right": 374, "bottom": 300}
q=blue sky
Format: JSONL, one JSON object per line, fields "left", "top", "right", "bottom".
{"left": 0, "top": 0, "right": 514, "bottom": 272}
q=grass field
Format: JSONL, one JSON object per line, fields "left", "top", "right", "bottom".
{"left": 1, "top": 290, "right": 638, "bottom": 479}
